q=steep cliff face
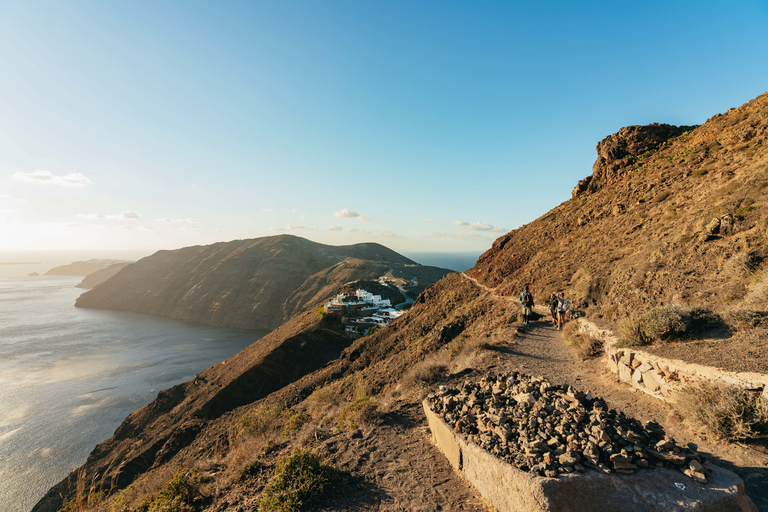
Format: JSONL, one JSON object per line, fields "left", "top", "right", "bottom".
{"left": 471, "top": 92, "right": 768, "bottom": 322}
{"left": 75, "top": 235, "right": 444, "bottom": 330}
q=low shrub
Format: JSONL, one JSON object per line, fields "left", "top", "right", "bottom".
{"left": 723, "top": 307, "right": 768, "bottom": 332}
{"left": 562, "top": 322, "right": 603, "bottom": 358}
{"left": 722, "top": 252, "right": 757, "bottom": 279}
{"left": 237, "top": 404, "right": 285, "bottom": 439}
{"left": 258, "top": 449, "right": 337, "bottom": 512}
{"left": 281, "top": 411, "right": 312, "bottom": 437}
{"left": 675, "top": 383, "right": 768, "bottom": 442}
{"left": 337, "top": 384, "right": 377, "bottom": 429}
{"left": 617, "top": 305, "right": 691, "bottom": 347}
{"left": 400, "top": 359, "right": 447, "bottom": 389}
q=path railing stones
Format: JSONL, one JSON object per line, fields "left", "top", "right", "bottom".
{"left": 576, "top": 319, "right": 768, "bottom": 402}
{"left": 425, "top": 372, "right": 707, "bottom": 482}
{"left": 423, "top": 373, "right": 757, "bottom": 512}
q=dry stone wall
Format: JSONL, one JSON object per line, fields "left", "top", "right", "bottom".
{"left": 575, "top": 320, "right": 768, "bottom": 402}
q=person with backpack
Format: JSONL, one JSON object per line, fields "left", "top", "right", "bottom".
{"left": 556, "top": 292, "right": 570, "bottom": 330}
{"left": 519, "top": 285, "right": 534, "bottom": 325}
{"left": 548, "top": 293, "right": 558, "bottom": 326}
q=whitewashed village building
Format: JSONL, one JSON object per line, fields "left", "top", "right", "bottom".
{"left": 324, "top": 289, "right": 405, "bottom": 334}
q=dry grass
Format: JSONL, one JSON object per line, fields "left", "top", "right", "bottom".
{"left": 723, "top": 307, "right": 768, "bottom": 332}
{"left": 675, "top": 382, "right": 768, "bottom": 442}
{"left": 336, "top": 383, "right": 378, "bottom": 430}
{"left": 236, "top": 404, "right": 285, "bottom": 439}
{"left": 399, "top": 358, "right": 448, "bottom": 390}
{"left": 722, "top": 251, "right": 758, "bottom": 279}
{"left": 561, "top": 322, "right": 603, "bottom": 358}
{"left": 617, "top": 304, "right": 701, "bottom": 347}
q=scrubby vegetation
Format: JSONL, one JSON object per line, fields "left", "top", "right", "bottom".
{"left": 616, "top": 305, "right": 724, "bottom": 347}
{"left": 562, "top": 322, "right": 603, "bottom": 358}
{"left": 675, "top": 383, "right": 768, "bottom": 442}
{"left": 336, "top": 384, "right": 378, "bottom": 429}
{"left": 236, "top": 404, "right": 285, "bottom": 439}
{"left": 258, "top": 449, "right": 336, "bottom": 512}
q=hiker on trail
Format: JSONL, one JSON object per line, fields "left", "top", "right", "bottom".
{"left": 549, "top": 293, "right": 558, "bottom": 326}
{"left": 519, "top": 285, "right": 534, "bottom": 326}
{"left": 556, "top": 292, "right": 570, "bottom": 331}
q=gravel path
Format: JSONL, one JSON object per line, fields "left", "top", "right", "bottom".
{"left": 456, "top": 272, "right": 768, "bottom": 510}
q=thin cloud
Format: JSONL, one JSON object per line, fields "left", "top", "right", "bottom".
{"left": 286, "top": 224, "right": 317, "bottom": 231}
{"left": 325, "top": 225, "right": 343, "bottom": 231}
{"left": 334, "top": 208, "right": 360, "bottom": 219}
{"left": 78, "top": 211, "right": 140, "bottom": 221}
{"left": 156, "top": 218, "right": 199, "bottom": 224}
{"left": 13, "top": 170, "right": 93, "bottom": 188}
{"left": 422, "top": 218, "right": 434, "bottom": 223}
{"left": 359, "top": 229, "right": 403, "bottom": 239}
{"left": 455, "top": 221, "right": 506, "bottom": 233}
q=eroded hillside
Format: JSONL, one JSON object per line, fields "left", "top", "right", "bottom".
{"left": 36, "top": 92, "right": 768, "bottom": 512}
{"left": 470, "top": 92, "right": 768, "bottom": 323}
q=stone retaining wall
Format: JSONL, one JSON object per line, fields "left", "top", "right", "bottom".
{"left": 423, "top": 401, "right": 756, "bottom": 512}
{"left": 576, "top": 319, "right": 768, "bottom": 402}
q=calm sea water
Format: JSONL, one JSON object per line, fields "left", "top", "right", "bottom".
{"left": 0, "top": 272, "right": 265, "bottom": 512}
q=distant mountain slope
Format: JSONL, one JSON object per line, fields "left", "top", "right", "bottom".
{"left": 469, "top": 92, "right": 768, "bottom": 322}
{"left": 75, "top": 262, "right": 133, "bottom": 289}
{"left": 45, "top": 259, "right": 127, "bottom": 277}
{"left": 75, "top": 235, "right": 449, "bottom": 330}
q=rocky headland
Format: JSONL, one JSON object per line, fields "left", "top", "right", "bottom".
{"left": 74, "top": 235, "right": 451, "bottom": 330}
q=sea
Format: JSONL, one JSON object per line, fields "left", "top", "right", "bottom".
{"left": 0, "top": 256, "right": 266, "bottom": 512}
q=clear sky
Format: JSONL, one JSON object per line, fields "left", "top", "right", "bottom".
{"left": 1, "top": 1, "right": 767, "bottom": 256}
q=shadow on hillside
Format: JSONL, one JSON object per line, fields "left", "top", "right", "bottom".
{"left": 313, "top": 470, "right": 383, "bottom": 511}
{"left": 381, "top": 407, "right": 420, "bottom": 429}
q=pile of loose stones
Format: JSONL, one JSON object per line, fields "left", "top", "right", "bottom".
{"left": 425, "top": 372, "right": 709, "bottom": 483}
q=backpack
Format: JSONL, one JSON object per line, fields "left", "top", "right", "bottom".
{"left": 521, "top": 291, "right": 533, "bottom": 308}
{"left": 559, "top": 298, "right": 569, "bottom": 313}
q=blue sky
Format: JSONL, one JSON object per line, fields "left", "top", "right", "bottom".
{"left": 1, "top": 1, "right": 767, "bottom": 255}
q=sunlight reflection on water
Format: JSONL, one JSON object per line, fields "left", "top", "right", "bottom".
{"left": 0, "top": 276, "right": 266, "bottom": 512}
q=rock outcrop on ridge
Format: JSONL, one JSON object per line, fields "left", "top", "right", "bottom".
{"left": 75, "top": 235, "right": 451, "bottom": 330}
{"left": 35, "top": 92, "right": 768, "bottom": 511}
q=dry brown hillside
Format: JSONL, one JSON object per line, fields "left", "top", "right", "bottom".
{"left": 75, "top": 235, "right": 449, "bottom": 330}
{"left": 469, "top": 92, "right": 768, "bottom": 326}
{"left": 35, "top": 92, "right": 768, "bottom": 512}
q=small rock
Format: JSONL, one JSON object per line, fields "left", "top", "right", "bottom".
{"left": 684, "top": 468, "right": 707, "bottom": 484}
